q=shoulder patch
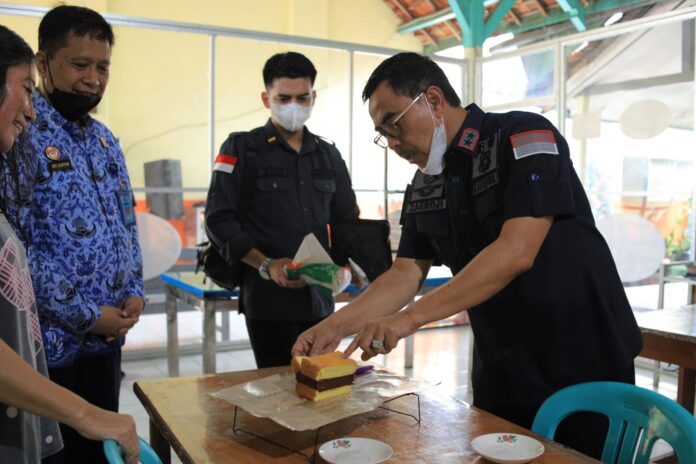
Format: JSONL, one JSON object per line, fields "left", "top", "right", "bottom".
{"left": 457, "top": 128, "right": 480, "bottom": 152}
{"left": 510, "top": 130, "right": 558, "bottom": 160}
{"left": 213, "top": 154, "right": 238, "bottom": 174}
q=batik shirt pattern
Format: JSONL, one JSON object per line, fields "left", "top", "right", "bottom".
{"left": 1, "top": 92, "right": 144, "bottom": 368}
{"left": 0, "top": 213, "right": 63, "bottom": 463}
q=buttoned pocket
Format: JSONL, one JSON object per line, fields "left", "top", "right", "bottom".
{"left": 257, "top": 177, "right": 291, "bottom": 192}
{"left": 313, "top": 178, "right": 336, "bottom": 223}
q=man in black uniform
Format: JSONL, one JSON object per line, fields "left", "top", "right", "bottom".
{"left": 205, "top": 52, "right": 359, "bottom": 368}
{"left": 293, "top": 52, "right": 642, "bottom": 458}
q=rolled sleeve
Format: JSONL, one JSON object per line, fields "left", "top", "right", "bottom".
{"left": 503, "top": 118, "right": 576, "bottom": 220}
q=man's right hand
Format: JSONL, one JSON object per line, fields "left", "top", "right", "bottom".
{"left": 71, "top": 405, "right": 139, "bottom": 464}
{"left": 269, "top": 257, "right": 305, "bottom": 289}
{"left": 291, "top": 317, "right": 343, "bottom": 356}
{"left": 90, "top": 305, "right": 138, "bottom": 339}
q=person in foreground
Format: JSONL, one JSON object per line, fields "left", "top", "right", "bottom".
{"left": 0, "top": 24, "right": 138, "bottom": 464}
{"left": 206, "top": 52, "right": 359, "bottom": 368}
{"left": 0, "top": 6, "right": 144, "bottom": 463}
{"left": 292, "top": 52, "right": 643, "bottom": 459}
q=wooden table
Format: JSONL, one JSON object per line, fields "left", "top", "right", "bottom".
{"left": 636, "top": 305, "right": 696, "bottom": 413}
{"left": 134, "top": 367, "right": 596, "bottom": 463}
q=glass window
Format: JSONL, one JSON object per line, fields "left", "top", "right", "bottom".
{"left": 482, "top": 49, "right": 554, "bottom": 107}
{"left": 565, "top": 20, "right": 696, "bottom": 262}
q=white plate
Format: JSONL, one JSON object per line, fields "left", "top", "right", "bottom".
{"left": 471, "top": 433, "right": 544, "bottom": 464}
{"left": 319, "top": 437, "right": 393, "bottom": 463}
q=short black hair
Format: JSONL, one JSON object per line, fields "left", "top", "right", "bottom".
{"left": 362, "top": 52, "right": 461, "bottom": 107}
{"left": 38, "top": 5, "right": 114, "bottom": 58}
{"left": 0, "top": 24, "right": 34, "bottom": 104}
{"left": 262, "top": 52, "right": 317, "bottom": 89}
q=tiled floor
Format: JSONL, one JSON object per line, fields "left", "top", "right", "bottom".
{"left": 119, "top": 318, "right": 680, "bottom": 463}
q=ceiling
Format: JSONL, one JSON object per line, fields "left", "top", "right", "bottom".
{"left": 382, "top": 0, "right": 686, "bottom": 53}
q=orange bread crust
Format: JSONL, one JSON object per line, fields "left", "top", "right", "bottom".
{"left": 299, "top": 352, "right": 357, "bottom": 380}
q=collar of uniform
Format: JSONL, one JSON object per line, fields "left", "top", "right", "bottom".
{"left": 448, "top": 103, "right": 485, "bottom": 156}
{"left": 33, "top": 91, "right": 95, "bottom": 132}
{"left": 263, "top": 118, "right": 318, "bottom": 155}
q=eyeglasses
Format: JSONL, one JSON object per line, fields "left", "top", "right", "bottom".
{"left": 373, "top": 91, "right": 424, "bottom": 148}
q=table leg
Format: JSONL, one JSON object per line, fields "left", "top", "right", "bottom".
{"left": 677, "top": 367, "right": 696, "bottom": 414}
{"left": 149, "top": 418, "right": 171, "bottom": 464}
{"left": 203, "top": 300, "right": 216, "bottom": 374}
{"left": 165, "top": 289, "right": 179, "bottom": 377}
{"left": 222, "top": 310, "right": 230, "bottom": 342}
{"left": 404, "top": 335, "right": 414, "bottom": 369}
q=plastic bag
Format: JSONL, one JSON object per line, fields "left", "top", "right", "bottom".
{"left": 286, "top": 262, "right": 351, "bottom": 296}
{"left": 285, "top": 233, "right": 352, "bottom": 295}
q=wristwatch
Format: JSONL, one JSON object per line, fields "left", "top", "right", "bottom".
{"left": 258, "top": 257, "right": 272, "bottom": 280}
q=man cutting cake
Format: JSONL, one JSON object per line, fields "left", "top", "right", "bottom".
{"left": 292, "top": 52, "right": 643, "bottom": 460}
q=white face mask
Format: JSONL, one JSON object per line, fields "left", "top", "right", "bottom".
{"left": 419, "top": 100, "right": 447, "bottom": 176}
{"left": 270, "top": 102, "right": 312, "bottom": 133}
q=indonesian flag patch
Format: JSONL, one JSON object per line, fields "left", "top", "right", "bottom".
{"left": 510, "top": 130, "right": 559, "bottom": 160}
{"left": 213, "top": 154, "right": 238, "bottom": 173}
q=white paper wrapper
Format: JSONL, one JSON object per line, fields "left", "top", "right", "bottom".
{"left": 210, "top": 369, "right": 437, "bottom": 431}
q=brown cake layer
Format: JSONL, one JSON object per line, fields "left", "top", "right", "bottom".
{"left": 296, "top": 372, "right": 355, "bottom": 392}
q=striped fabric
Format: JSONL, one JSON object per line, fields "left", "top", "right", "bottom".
{"left": 510, "top": 130, "right": 559, "bottom": 160}
{"left": 213, "top": 154, "right": 238, "bottom": 173}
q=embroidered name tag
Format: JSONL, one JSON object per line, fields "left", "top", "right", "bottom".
{"left": 407, "top": 173, "right": 447, "bottom": 213}
{"left": 48, "top": 160, "right": 73, "bottom": 172}
{"left": 406, "top": 198, "right": 447, "bottom": 213}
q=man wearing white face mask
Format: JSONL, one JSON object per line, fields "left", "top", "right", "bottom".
{"left": 293, "top": 52, "right": 642, "bottom": 460}
{"left": 205, "top": 52, "right": 359, "bottom": 368}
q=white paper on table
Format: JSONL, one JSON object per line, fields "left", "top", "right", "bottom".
{"left": 210, "top": 369, "right": 438, "bottom": 431}
{"left": 293, "top": 233, "right": 333, "bottom": 264}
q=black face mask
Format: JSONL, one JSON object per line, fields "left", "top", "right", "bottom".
{"left": 45, "top": 61, "right": 102, "bottom": 122}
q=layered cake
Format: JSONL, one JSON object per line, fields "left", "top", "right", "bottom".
{"left": 292, "top": 352, "right": 357, "bottom": 401}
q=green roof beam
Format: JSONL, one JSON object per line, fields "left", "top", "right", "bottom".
{"left": 484, "top": 0, "right": 515, "bottom": 38}
{"left": 449, "top": 0, "right": 487, "bottom": 47}
{"left": 498, "top": 0, "right": 647, "bottom": 36}
{"left": 556, "top": 0, "right": 587, "bottom": 31}
{"left": 423, "top": 36, "right": 464, "bottom": 55}
{"left": 398, "top": 0, "right": 500, "bottom": 35}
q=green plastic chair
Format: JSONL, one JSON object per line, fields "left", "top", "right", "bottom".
{"left": 103, "top": 437, "right": 163, "bottom": 464}
{"left": 531, "top": 381, "right": 696, "bottom": 464}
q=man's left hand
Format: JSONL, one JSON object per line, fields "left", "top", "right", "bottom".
{"left": 343, "top": 311, "right": 418, "bottom": 361}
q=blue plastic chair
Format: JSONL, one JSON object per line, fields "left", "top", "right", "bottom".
{"left": 103, "top": 437, "right": 163, "bottom": 464}
{"left": 531, "top": 381, "right": 696, "bottom": 464}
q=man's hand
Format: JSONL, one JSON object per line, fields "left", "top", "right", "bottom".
{"left": 269, "top": 257, "right": 305, "bottom": 289}
{"left": 70, "top": 404, "right": 139, "bottom": 464}
{"left": 343, "top": 311, "right": 418, "bottom": 361}
{"left": 121, "top": 296, "right": 145, "bottom": 319}
{"left": 90, "top": 305, "right": 138, "bottom": 340}
{"left": 291, "top": 318, "right": 343, "bottom": 357}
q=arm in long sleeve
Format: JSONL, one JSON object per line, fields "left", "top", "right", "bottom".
{"left": 204, "top": 134, "right": 256, "bottom": 263}
{"left": 25, "top": 245, "right": 101, "bottom": 334}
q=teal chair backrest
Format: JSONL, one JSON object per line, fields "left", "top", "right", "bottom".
{"left": 103, "top": 437, "right": 163, "bottom": 464}
{"left": 531, "top": 381, "right": 696, "bottom": 464}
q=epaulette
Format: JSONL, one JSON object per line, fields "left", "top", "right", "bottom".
{"left": 316, "top": 135, "right": 337, "bottom": 147}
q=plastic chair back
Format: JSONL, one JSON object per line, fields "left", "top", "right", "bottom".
{"left": 103, "top": 436, "right": 163, "bottom": 464}
{"left": 531, "top": 381, "right": 696, "bottom": 464}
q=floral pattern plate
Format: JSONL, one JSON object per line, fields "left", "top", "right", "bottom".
{"left": 318, "top": 437, "right": 393, "bottom": 463}
{"left": 471, "top": 433, "right": 545, "bottom": 464}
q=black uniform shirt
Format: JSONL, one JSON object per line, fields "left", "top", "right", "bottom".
{"left": 205, "top": 119, "right": 359, "bottom": 321}
{"left": 398, "top": 104, "right": 643, "bottom": 427}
